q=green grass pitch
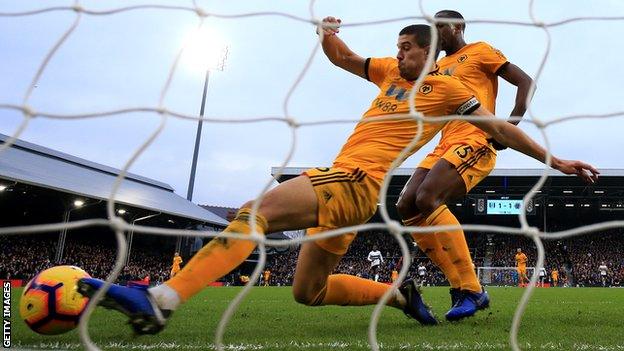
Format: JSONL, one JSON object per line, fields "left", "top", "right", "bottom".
{"left": 9, "top": 286, "right": 624, "bottom": 350}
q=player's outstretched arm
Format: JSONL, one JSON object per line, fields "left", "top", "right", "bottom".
{"left": 318, "top": 16, "right": 367, "bottom": 79}
{"left": 469, "top": 106, "right": 599, "bottom": 184}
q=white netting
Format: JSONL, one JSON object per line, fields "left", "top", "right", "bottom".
{"left": 1, "top": 1, "right": 624, "bottom": 351}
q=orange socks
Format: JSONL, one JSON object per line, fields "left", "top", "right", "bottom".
{"left": 166, "top": 208, "right": 268, "bottom": 301}
{"left": 425, "top": 205, "right": 481, "bottom": 293}
{"left": 404, "top": 215, "right": 461, "bottom": 289}
{"left": 312, "top": 274, "right": 399, "bottom": 307}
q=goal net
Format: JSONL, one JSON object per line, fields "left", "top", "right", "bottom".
{"left": 477, "top": 266, "right": 535, "bottom": 286}
{"left": 1, "top": 1, "right": 623, "bottom": 351}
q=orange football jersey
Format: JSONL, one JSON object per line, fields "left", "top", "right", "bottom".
{"left": 515, "top": 252, "right": 528, "bottom": 266}
{"left": 172, "top": 255, "right": 182, "bottom": 268}
{"left": 437, "top": 41, "right": 508, "bottom": 144}
{"left": 332, "top": 57, "right": 481, "bottom": 180}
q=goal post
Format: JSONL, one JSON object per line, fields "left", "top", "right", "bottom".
{"left": 477, "top": 266, "right": 535, "bottom": 286}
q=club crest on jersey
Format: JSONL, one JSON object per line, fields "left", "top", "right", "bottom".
{"left": 419, "top": 84, "right": 433, "bottom": 95}
{"left": 457, "top": 54, "right": 468, "bottom": 63}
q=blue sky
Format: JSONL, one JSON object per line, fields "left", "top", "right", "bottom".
{"left": 1, "top": 0, "right": 623, "bottom": 207}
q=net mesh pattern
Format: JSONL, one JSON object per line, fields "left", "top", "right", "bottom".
{"left": 1, "top": 1, "right": 624, "bottom": 350}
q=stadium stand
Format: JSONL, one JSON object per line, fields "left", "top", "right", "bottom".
{"left": 3, "top": 229, "right": 622, "bottom": 288}
{"left": 2, "top": 138, "right": 623, "bottom": 288}
{"left": 0, "top": 234, "right": 170, "bottom": 284}
{"left": 0, "top": 134, "right": 228, "bottom": 286}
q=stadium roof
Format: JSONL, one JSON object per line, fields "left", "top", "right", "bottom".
{"left": 0, "top": 133, "right": 227, "bottom": 225}
{"left": 269, "top": 166, "right": 624, "bottom": 229}
{"left": 271, "top": 167, "right": 624, "bottom": 197}
{"left": 202, "top": 205, "right": 236, "bottom": 222}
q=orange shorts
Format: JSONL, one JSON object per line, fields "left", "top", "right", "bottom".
{"left": 418, "top": 139, "right": 496, "bottom": 192}
{"left": 517, "top": 266, "right": 527, "bottom": 275}
{"left": 303, "top": 167, "right": 381, "bottom": 255}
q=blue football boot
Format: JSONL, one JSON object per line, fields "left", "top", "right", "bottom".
{"left": 449, "top": 287, "right": 462, "bottom": 308}
{"left": 77, "top": 278, "right": 171, "bottom": 334}
{"left": 445, "top": 288, "right": 490, "bottom": 321}
{"left": 398, "top": 279, "right": 438, "bottom": 325}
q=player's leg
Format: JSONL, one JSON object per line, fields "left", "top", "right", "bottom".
{"left": 156, "top": 174, "right": 319, "bottom": 299}
{"left": 411, "top": 159, "right": 490, "bottom": 320}
{"left": 412, "top": 158, "right": 480, "bottom": 292}
{"left": 292, "top": 240, "right": 348, "bottom": 305}
{"left": 78, "top": 174, "right": 320, "bottom": 334}
{"left": 292, "top": 168, "right": 437, "bottom": 325}
{"left": 396, "top": 166, "right": 462, "bottom": 295}
{"left": 292, "top": 238, "right": 438, "bottom": 325}
{"left": 400, "top": 144, "right": 495, "bottom": 320}
{"left": 373, "top": 265, "right": 379, "bottom": 282}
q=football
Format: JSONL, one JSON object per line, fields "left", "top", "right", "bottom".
{"left": 19, "top": 265, "right": 91, "bottom": 335}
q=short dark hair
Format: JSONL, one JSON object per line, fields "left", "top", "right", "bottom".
{"left": 435, "top": 10, "right": 465, "bottom": 31}
{"left": 398, "top": 24, "right": 431, "bottom": 48}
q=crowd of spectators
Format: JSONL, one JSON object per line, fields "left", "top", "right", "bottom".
{"left": 255, "top": 231, "right": 476, "bottom": 286}
{"left": 2, "top": 229, "right": 622, "bottom": 288}
{"left": 0, "top": 236, "right": 55, "bottom": 281}
{"left": 485, "top": 230, "right": 624, "bottom": 287}
{"left": 0, "top": 235, "right": 170, "bottom": 285}
{"left": 61, "top": 241, "right": 170, "bottom": 284}
{"left": 257, "top": 229, "right": 623, "bottom": 288}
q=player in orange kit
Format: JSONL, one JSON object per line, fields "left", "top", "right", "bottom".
{"left": 263, "top": 269, "right": 271, "bottom": 286}
{"left": 78, "top": 20, "right": 598, "bottom": 334}
{"left": 170, "top": 253, "right": 183, "bottom": 279}
{"left": 396, "top": 9, "right": 534, "bottom": 321}
{"left": 551, "top": 268, "right": 559, "bottom": 287}
{"left": 515, "top": 248, "right": 529, "bottom": 286}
